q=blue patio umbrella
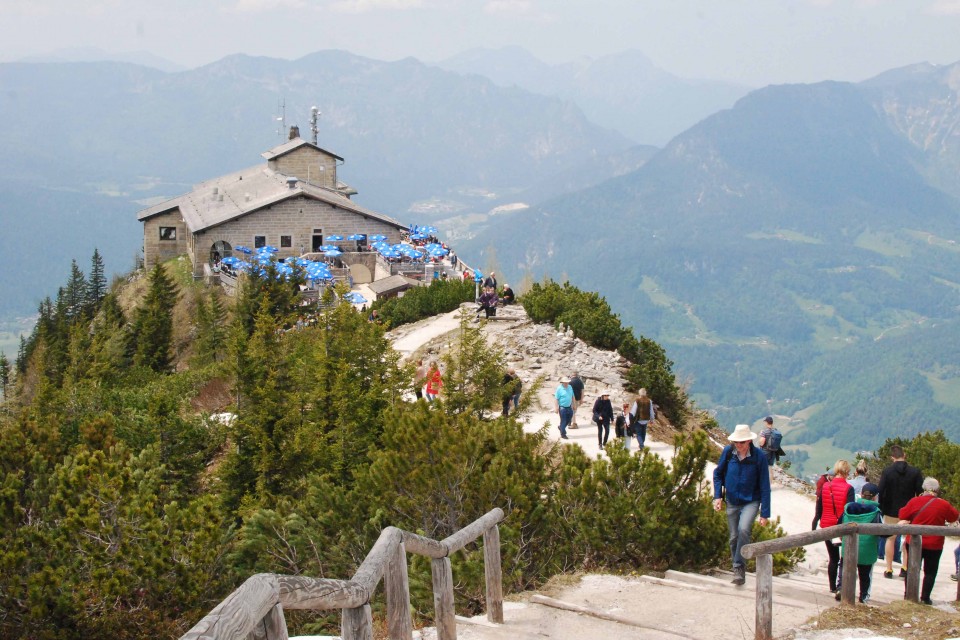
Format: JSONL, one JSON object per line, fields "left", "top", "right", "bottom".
{"left": 345, "top": 292, "right": 367, "bottom": 304}
{"left": 326, "top": 234, "right": 344, "bottom": 241}
{"left": 257, "top": 245, "right": 279, "bottom": 253}
{"left": 347, "top": 233, "right": 366, "bottom": 241}
{"left": 410, "top": 233, "right": 427, "bottom": 240}
{"left": 369, "top": 234, "right": 387, "bottom": 242}
{"left": 323, "top": 249, "right": 342, "bottom": 257}
{"left": 422, "top": 226, "right": 438, "bottom": 234}
{"left": 235, "top": 245, "right": 253, "bottom": 254}
{"left": 316, "top": 245, "right": 339, "bottom": 252}
{"left": 220, "top": 256, "right": 242, "bottom": 266}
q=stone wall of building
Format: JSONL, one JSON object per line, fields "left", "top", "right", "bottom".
{"left": 190, "top": 196, "right": 403, "bottom": 276}
{"left": 268, "top": 146, "right": 337, "bottom": 189}
{"left": 143, "top": 209, "right": 188, "bottom": 270}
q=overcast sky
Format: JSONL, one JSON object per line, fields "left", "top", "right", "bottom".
{"left": 2, "top": 0, "right": 960, "bottom": 86}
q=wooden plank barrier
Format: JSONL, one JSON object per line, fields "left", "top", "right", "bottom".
{"left": 743, "top": 522, "right": 960, "bottom": 640}
{"left": 180, "top": 509, "right": 505, "bottom": 640}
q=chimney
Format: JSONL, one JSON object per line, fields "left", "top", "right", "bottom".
{"left": 287, "top": 177, "right": 299, "bottom": 189}
{"left": 289, "top": 125, "right": 300, "bottom": 140}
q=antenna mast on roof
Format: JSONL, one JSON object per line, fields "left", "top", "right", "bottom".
{"left": 310, "top": 106, "right": 320, "bottom": 145}
{"left": 275, "top": 98, "right": 286, "bottom": 137}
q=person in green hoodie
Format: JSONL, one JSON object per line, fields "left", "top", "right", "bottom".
{"left": 836, "top": 482, "right": 882, "bottom": 602}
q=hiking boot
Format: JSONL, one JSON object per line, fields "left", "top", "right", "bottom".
{"left": 920, "top": 597, "right": 933, "bottom": 605}
{"left": 883, "top": 570, "right": 893, "bottom": 579}
{"left": 951, "top": 573, "right": 958, "bottom": 582}
{"left": 834, "top": 591, "right": 841, "bottom": 601}
{"left": 899, "top": 568, "right": 907, "bottom": 579}
{"left": 560, "top": 435, "right": 569, "bottom": 440}
{"left": 731, "top": 566, "right": 746, "bottom": 586}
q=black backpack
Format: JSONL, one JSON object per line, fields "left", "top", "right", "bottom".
{"left": 763, "top": 428, "right": 783, "bottom": 454}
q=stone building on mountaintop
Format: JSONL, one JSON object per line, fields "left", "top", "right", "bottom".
{"left": 136, "top": 126, "right": 407, "bottom": 284}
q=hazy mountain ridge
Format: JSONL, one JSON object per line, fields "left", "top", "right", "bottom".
{"left": 436, "top": 46, "right": 751, "bottom": 145}
{"left": 463, "top": 64, "right": 960, "bottom": 458}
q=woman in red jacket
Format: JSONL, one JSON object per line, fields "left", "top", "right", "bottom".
{"left": 817, "top": 459, "right": 855, "bottom": 593}
{"left": 425, "top": 361, "right": 443, "bottom": 402}
{"left": 899, "top": 477, "right": 960, "bottom": 605}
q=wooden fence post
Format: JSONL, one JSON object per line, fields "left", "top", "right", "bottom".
{"left": 904, "top": 534, "right": 922, "bottom": 602}
{"left": 342, "top": 604, "right": 373, "bottom": 640}
{"left": 755, "top": 554, "right": 773, "bottom": 640}
{"left": 840, "top": 533, "right": 859, "bottom": 605}
{"left": 432, "top": 557, "right": 456, "bottom": 640}
{"left": 483, "top": 525, "right": 504, "bottom": 624}
{"left": 385, "top": 540, "right": 413, "bottom": 640}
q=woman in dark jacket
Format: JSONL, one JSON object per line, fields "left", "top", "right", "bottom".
{"left": 592, "top": 390, "right": 615, "bottom": 448}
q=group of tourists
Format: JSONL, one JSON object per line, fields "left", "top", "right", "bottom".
{"left": 812, "top": 445, "right": 959, "bottom": 604}
{"left": 474, "top": 272, "right": 516, "bottom": 319}
{"left": 552, "top": 374, "right": 655, "bottom": 450}
{"left": 413, "top": 359, "right": 443, "bottom": 402}
{"left": 713, "top": 426, "right": 959, "bottom": 603}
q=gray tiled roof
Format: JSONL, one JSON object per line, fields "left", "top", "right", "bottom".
{"left": 261, "top": 138, "right": 344, "bottom": 162}
{"left": 137, "top": 165, "right": 403, "bottom": 233}
{"left": 368, "top": 274, "right": 424, "bottom": 295}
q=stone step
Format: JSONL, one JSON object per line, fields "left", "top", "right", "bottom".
{"left": 664, "top": 570, "right": 837, "bottom": 607}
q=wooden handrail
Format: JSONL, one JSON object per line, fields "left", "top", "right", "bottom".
{"left": 741, "top": 523, "right": 960, "bottom": 640}
{"left": 180, "top": 508, "right": 505, "bottom": 640}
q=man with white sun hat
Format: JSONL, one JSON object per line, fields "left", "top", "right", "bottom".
{"left": 713, "top": 424, "right": 771, "bottom": 586}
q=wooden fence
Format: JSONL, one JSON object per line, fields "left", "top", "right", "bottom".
{"left": 742, "top": 523, "right": 960, "bottom": 640}
{"left": 180, "top": 508, "right": 505, "bottom": 640}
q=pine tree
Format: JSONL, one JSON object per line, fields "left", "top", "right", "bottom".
{"left": 64, "top": 260, "right": 86, "bottom": 321}
{"left": 15, "top": 336, "right": 27, "bottom": 375}
{"left": 0, "top": 352, "right": 10, "bottom": 399}
{"left": 439, "top": 310, "right": 507, "bottom": 418}
{"left": 85, "top": 248, "right": 107, "bottom": 313}
{"left": 130, "top": 265, "right": 180, "bottom": 373}
{"left": 194, "top": 289, "right": 227, "bottom": 366}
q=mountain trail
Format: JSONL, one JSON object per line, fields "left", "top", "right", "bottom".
{"left": 379, "top": 304, "right": 959, "bottom": 640}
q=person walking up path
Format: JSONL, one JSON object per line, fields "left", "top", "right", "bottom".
{"left": 591, "top": 390, "right": 614, "bottom": 449}
{"left": 878, "top": 445, "right": 924, "bottom": 579}
{"left": 628, "top": 388, "right": 654, "bottom": 449}
{"left": 713, "top": 424, "right": 771, "bottom": 586}
{"left": 569, "top": 371, "right": 584, "bottom": 428}
{"left": 554, "top": 377, "right": 574, "bottom": 440}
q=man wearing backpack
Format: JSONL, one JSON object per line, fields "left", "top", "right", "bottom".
{"left": 713, "top": 424, "right": 771, "bottom": 586}
{"left": 758, "top": 416, "right": 781, "bottom": 484}
{"left": 878, "top": 445, "right": 923, "bottom": 579}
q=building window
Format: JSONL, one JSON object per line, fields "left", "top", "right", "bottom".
{"left": 280, "top": 235, "right": 292, "bottom": 248}
{"left": 254, "top": 235, "right": 266, "bottom": 248}
{"left": 159, "top": 226, "right": 177, "bottom": 241}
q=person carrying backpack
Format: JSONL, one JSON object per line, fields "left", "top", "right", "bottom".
{"left": 713, "top": 424, "right": 771, "bottom": 586}
{"left": 758, "top": 416, "right": 782, "bottom": 484}
{"left": 837, "top": 482, "right": 882, "bottom": 603}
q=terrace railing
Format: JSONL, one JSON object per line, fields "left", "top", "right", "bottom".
{"left": 180, "top": 507, "right": 505, "bottom": 640}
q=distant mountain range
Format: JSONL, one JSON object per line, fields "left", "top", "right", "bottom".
{"left": 17, "top": 47, "right": 186, "bottom": 73}
{"left": 436, "top": 46, "right": 751, "bottom": 146}
{"left": 462, "top": 61, "right": 960, "bottom": 464}
{"left": 0, "top": 50, "right": 636, "bottom": 318}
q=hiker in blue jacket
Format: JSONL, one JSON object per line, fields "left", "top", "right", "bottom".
{"left": 713, "top": 424, "right": 771, "bottom": 586}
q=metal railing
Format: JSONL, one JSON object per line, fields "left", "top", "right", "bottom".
{"left": 742, "top": 523, "right": 960, "bottom": 640}
{"left": 180, "top": 508, "right": 505, "bottom": 640}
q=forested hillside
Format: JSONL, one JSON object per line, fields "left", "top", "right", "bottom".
{"left": 0, "top": 258, "right": 741, "bottom": 638}
{"left": 464, "top": 64, "right": 960, "bottom": 471}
